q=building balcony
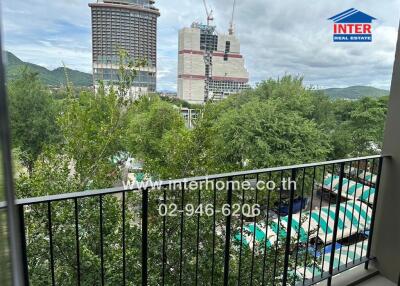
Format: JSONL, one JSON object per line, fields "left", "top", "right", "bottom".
{"left": 2, "top": 155, "right": 396, "bottom": 285}
{"left": 1, "top": 9, "right": 400, "bottom": 286}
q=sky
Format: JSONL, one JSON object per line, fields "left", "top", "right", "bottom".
{"left": 1, "top": 0, "right": 400, "bottom": 91}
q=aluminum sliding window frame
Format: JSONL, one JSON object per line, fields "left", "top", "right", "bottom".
{"left": 0, "top": 9, "right": 27, "bottom": 286}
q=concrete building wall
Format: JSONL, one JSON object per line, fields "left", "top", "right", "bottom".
{"left": 178, "top": 53, "right": 205, "bottom": 76}
{"left": 177, "top": 24, "right": 250, "bottom": 104}
{"left": 177, "top": 27, "right": 206, "bottom": 103}
{"left": 212, "top": 56, "right": 249, "bottom": 80}
{"left": 179, "top": 28, "right": 201, "bottom": 51}
{"left": 371, "top": 24, "right": 400, "bottom": 284}
{"left": 217, "top": 34, "right": 240, "bottom": 53}
{"left": 177, "top": 78, "right": 205, "bottom": 104}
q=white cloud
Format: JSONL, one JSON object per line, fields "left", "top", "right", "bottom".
{"left": 2, "top": 0, "right": 399, "bottom": 91}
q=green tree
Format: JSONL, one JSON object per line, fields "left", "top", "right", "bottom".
{"left": 124, "top": 95, "right": 187, "bottom": 178}
{"left": 57, "top": 50, "right": 147, "bottom": 190}
{"left": 198, "top": 99, "right": 331, "bottom": 173}
{"left": 179, "top": 76, "right": 332, "bottom": 175}
{"left": 15, "top": 52, "right": 149, "bottom": 285}
{"left": 329, "top": 96, "right": 388, "bottom": 158}
{"left": 128, "top": 76, "right": 332, "bottom": 179}
{"left": 348, "top": 96, "right": 387, "bottom": 155}
{"left": 15, "top": 148, "right": 143, "bottom": 285}
{"left": 8, "top": 69, "right": 60, "bottom": 174}
{"left": 12, "top": 70, "right": 384, "bottom": 286}
{"left": 58, "top": 85, "right": 127, "bottom": 189}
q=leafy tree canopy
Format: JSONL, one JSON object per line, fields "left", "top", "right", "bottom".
{"left": 8, "top": 68, "right": 60, "bottom": 174}
{"left": 8, "top": 70, "right": 388, "bottom": 286}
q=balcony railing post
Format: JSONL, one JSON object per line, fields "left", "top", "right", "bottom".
{"left": 74, "top": 198, "right": 81, "bottom": 286}
{"left": 17, "top": 205, "right": 29, "bottom": 286}
{"left": 179, "top": 183, "right": 185, "bottom": 285}
{"left": 122, "top": 192, "right": 126, "bottom": 286}
{"left": 282, "top": 169, "right": 296, "bottom": 286}
{"left": 142, "top": 188, "right": 149, "bottom": 286}
{"left": 47, "top": 202, "right": 55, "bottom": 286}
{"left": 223, "top": 176, "right": 233, "bottom": 286}
{"left": 100, "top": 195, "right": 104, "bottom": 285}
{"left": 327, "top": 162, "right": 345, "bottom": 286}
{"left": 365, "top": 157, "right": 384, "bottom": 269}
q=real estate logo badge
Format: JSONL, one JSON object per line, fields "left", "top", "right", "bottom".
{"left": 328, "top": 8, "right": 376, "bottom": 42}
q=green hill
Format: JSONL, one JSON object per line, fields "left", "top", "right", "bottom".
{"left": 5, "top": 51, "right": 92, "bottom": 87}
{"left": 322, "top": 86, "right": 389, "bottom": 100}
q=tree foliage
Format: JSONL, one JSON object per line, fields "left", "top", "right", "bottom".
{"left": 124, "top": 94, "right": 186, "bottom": 179}
{"left": 8, "top": 69, "right": 60, "bottom": 174}
{"left": 193, "top": 81, "right": 332, "bottom": 173}
{"left": 8, "top": 70, "right": 388, "bottom": 285}
{"left": 58, "top": 84, "right": 128, "bottom": 190}
{"left": 326, "top": 96, "right": 387, "bottom": 158}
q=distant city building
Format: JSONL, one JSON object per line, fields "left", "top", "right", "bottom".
{"left": 89, "top": 0, "right": 160, "bottom": 97}
{"left": 160, "top": 91, "right": 178, "bottom": 98}
{"left": 177, "top": 22, "right": 250, "bottom": 104}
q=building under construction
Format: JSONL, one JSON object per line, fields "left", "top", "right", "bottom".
{"left": 177, "top": 0, "right": 250, "bottom": 104}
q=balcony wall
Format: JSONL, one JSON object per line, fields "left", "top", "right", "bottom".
{"left": 372, "top": 23, "right": 400, "bottom": 285}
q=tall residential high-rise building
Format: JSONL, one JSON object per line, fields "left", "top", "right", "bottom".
{"left": 177, "top": 22, "right": 250, "bottom": 104}
{"left": 89, "top": 0, "right": 160, "bottom": 96}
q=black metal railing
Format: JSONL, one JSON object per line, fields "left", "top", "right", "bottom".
{"left": 6, "top": 155, "right": 385, "bottom": 286}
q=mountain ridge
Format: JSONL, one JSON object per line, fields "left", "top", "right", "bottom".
{"left": 4, "top": 51, "right": 391, "bottom": 98}
{"left": 321, "top": 85, "right": 389, "bottom": 100}
{"left": 4, "top": 51, "right": 93, "bottom": 87}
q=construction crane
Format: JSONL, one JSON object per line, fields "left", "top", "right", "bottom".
{"left": 202, "top": 0, "right": 214, "bottom": 25}
{"left": 228, "top": 0, "right": 236, "bottom": 34}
